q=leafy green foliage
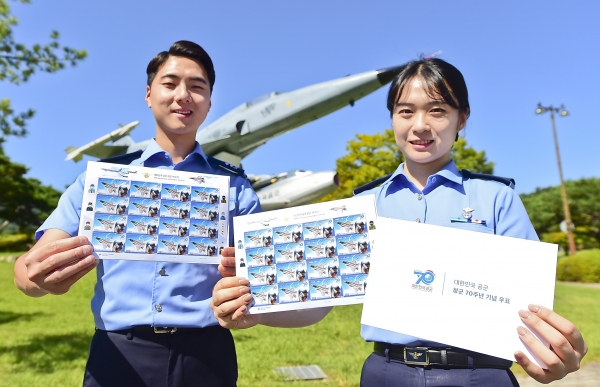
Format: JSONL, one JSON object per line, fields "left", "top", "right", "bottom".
{"left": 520, "top": 178, "right": 600, "bottom": 251}
{"left": 320, "top": 130, "right": 494, "bottom": 201}
{"left": 0, "top": 232, "right": 31, "bottom": 251}
{"left": 0, "top": 151, "right": 62, "bottom": 233}
{"left": 556, "top": 249, "right": 600, "bottom": 283}
{"left": 0, "top": 0, "right": 87, "bottom": 143}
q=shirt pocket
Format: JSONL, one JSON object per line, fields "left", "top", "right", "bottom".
{"left": 449, "top": 222, "right": 494, "bottom": 235}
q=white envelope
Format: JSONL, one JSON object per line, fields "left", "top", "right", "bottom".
{"left": 361, "top": 217, "right": 557, "bottom": 368}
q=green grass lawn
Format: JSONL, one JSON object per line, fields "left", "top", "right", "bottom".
{"left": 1, "top": 261, "right": 598, "bottom": 387}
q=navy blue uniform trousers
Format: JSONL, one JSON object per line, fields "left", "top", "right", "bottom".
{"left": 360, "top": 353, "right": 520, "bottom": 387}
{"left": 83, "top": 325, "right": 237, "bottom": 387}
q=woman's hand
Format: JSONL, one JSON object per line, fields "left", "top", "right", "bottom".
{"left": 515, "top": 304, "right": 587, "bottom": 383}
{"left": 210, "top": 276, "right": 261, "bottom": 329}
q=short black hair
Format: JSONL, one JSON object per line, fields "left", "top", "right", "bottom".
{"left": 146, "top": 40, "right": 215, "bottom": 93}
{"left": 387, "top": 57, "right": 469, "bottom": 119}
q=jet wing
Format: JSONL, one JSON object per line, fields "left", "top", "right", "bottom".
{"left": 65, "top": 121, "right": 140, "bottom": 162}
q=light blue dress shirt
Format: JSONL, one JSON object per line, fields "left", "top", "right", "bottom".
{"left": 359, "top": 160, "right": 538, "bottom": 346}
{"left": 37, "top": 140, "right": 261, "bottom": 330}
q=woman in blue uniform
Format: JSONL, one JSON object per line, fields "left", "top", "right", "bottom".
{"left": 210, "top": 57, "right": 587, "bottom": 386}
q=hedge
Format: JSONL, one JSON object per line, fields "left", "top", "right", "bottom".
{"left": 557, "top": 249, "right": 600, "bottom": 283}
{"left": 0, "top": 233, "right": 33, "bottom": 252}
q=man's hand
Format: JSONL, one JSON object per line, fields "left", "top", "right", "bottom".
{"left": 210, "top": 276, "right": 261, "bottom": 329}
{"left": 15, "top": 231, "right": 98, "bottom": 296}
{"left": 218, "top": 247, "right": 237, "bottom": 277}
{"left": 515, "top": 304, "right": 587, "bottom": 384}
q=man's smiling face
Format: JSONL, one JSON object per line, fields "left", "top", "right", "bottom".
{"left": 145, "top": 56, "right": 211, "bottom": 139}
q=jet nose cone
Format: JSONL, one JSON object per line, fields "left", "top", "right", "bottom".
{"left": 376, "top": 65, "right": 404, "bottom": 85}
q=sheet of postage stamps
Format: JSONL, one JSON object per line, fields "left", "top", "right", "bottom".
{"left": 233, "top": 195, "right": 377, "bottom": 314}
{"left": 78, "top": 161, "right": 230, "bottom": 264}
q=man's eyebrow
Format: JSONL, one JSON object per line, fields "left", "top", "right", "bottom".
{"left": 160, "top": 74, "right": 208, "bottom": 85}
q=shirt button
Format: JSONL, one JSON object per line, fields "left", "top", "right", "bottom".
{"left": 417, "top": 194, "right": 423, "bottom": 201}
{"left": 155, "top": 304, "right": 163, "bottom": 312}
{"left": 415, "top": 218, "right": 421, "bottom": 223}
{"left": 159, "top": 269, "right": 166, "bottom": 276}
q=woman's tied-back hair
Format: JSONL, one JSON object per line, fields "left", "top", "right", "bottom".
{"left": 146, "top": 40, "right": 216, "bottom": 93}
{"left": 387, "top": 57, "right": 469, "bottom": 119}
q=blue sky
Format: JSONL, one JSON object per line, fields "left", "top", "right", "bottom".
{"left": 4, "top": 0, "right": 599, "bottom": 195}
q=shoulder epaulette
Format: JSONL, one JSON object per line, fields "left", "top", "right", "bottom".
{"left": 461, "top": 170, "right": 515, "bottom": 190}
{"left": 207, "top": 156, "right": 247, "bottom": 179}
{"left": 353, "top": 173, "right": 393, "bottom": 196}
{"left": 98, "top": 150, "right": 144, "bottom": 165}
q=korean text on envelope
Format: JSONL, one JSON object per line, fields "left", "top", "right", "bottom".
{"left": 361, "top": 217, "right": 557, "bottom": 368}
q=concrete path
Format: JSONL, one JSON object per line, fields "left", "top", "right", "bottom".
{"left": 516, "top": 363, "right": 600, "bottom": 386}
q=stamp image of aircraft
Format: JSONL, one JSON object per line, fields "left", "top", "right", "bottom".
{"left": 339, "top": 240, "right": 359, "bottom": 253}
{"left": 193, "top": 190, "right": 209, "bottom": 202}
{"left": 250, "top": 272, "right": 275, "bottom": 285}
{"left": 329, "top": 205, "right": 347, "bottom": 213}
{"left": 95, "top": 237, "right": 123, "bottom": 252}
{"left": 133, "top": 185, "right": 159, "bottom": 199}
{"left": 99, "top": 200, "right": 127, "bottom": 215}
{"left": 132, "top": 202, "right": 158, "bottom": 217}
{"left": 100, "top": 182, "right": 118, "bottom": 195}
{"left": 101, "top": 167, "right": 136, "bottom": 178}
{"left": 98, "top": 219, "right": 125, "bottom": 233}
{"left": 342, "top": 260, "right": 361, "bottom": 272}
{"left": 307, "top": 245, "right": 335, "bottom": 257}
{"left": 192, "top": 224, "right": 207, "bottom": 235}
{"left": 190, "top": 176, "right": 205, "bottom": 184}
{"left": 310, "top": 264, "right": 328, "bottom": 277}
{"left": 252, "top": 292, "right": 268, "bottom": 303}
{"left": 274, "top": 230, "right": 302, "bottom": 242}
{"left": 279, "top": 268, "right": 305, "bottom": 281}
{"left": 130, "top": 220, "right": 157, "bottom": 234}
{"left": 312, "top": 284, "right": 331, "bottom": 297}
{"left": 128, "top": 239, "right": 156, "bottom": 253}
{"left": 163, "top": 223, "right": 188, "bottom": 237}
{"left": 336, "top": 221, "right": 354, "bottom": 233}
{"left": 161, "top": 240, "right": 187, "bottom": 255}
{"left": 280, "top": 288, "right": 299, "bottom": 301}
{"left": 345, "top": 280, "right": 364, "bottom": 292}
{"left": 192, "top": 206, "right": 216, "bottom": 220}
{"left": 305, "top": 226, "right": 322, "bottom": 238}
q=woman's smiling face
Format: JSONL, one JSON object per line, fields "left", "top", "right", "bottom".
{"left": 392, "top": 76, "right": 466, "bottom": 171}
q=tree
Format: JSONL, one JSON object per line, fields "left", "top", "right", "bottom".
{"left": 1, "top": 0, "right": 87, "bottom": 143}
{"left": 520, "top": 178, "right": 600, "bottom": 251}
{"left": 0, "top": 0, "right": 86, "bottom": 233}
{"left": 320, "top": 129, "right": 494, "bottom": 201}
{"left": 0, "top": 148, "right": 61, "bottom": 233}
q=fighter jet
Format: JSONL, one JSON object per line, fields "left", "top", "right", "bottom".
{"left": 95, "top": 237, "right": 123, "bottom": 252}
{"left": 95, "top": 237, "right": 114, "bottom": 250}
{"left": 65, "top": 64, "right": 403, "bottom": 207}
{"left": 312, "top": 284, "right": 330, "bottom": 297}
{"left": 305, "top": 226, "right": 323, "bottom": 238}
{"left": 248, "top": 252, "right": 266, "bottom": 265}
{"left": 279, "top": 268, "right": 296, "bottom": 281}
{"left": 162, "top": 222, "right": 179, "bottom": 234}
{"left": 329, "top": 205, "right": 347, "bottom": 213}
{"left": 191, "top": 223, "right": 208, "bottom": 236}
{"left": 97, "top": 219, "right": 115, "bottom": 231}
{"left": 100, "top": 167, "right": 136, "bottom": 178}
{"left": 337, "top": 221, "right": 354, "bottom": 233}
{"left": 163, "top": 204, "right": 181, "bottom": 217}
{"left": 193, "top": 190, "right": 210, "bottom": 202}
{"left": 307, "top": 245, "right": 335, "bottom": 258}
{"left": 161, "top": 240, "right": 178, "bottom": 253}
{"left": 64, "top": 121, "right": 140, "bottom": 162}
{"left": 339, "top": 240, "right": 358, "bottom": 253}
{"left": 345, "top": 280, "right": 364, "bottom": 293}
{"left": 252, "top": 292, "right": 268, "bottom": 303}
{"left": 310, "top": 264, "right": 328, "bottom": 277}
{"left": 100, "top": 182, "right": 119, "bottom": 195}
{"left": 342, "top": 260, "right": 361, "bottom": 273}
{"left": 190, "top": 176, "right": 205, "bottom": 184}
{"left": 130, "top": 220, "right": 156, "bottom": 234}
{"left": 128, "top": 239, "right": 147, "bottom": 251}
{"left": 280, "top": 288, "right": 299, "bottom": 301}
{"left": 277, "top": 249, "right": 294, "bottom": 261}
{"left": 133, "top": 185, "right": 159, "bottom": 199}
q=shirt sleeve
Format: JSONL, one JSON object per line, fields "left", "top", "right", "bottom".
{"left": 495, "top": 185, "right": 539, "bottom": 242}
{"left": 35, "top": 172, "right": 86, "bottom": 241}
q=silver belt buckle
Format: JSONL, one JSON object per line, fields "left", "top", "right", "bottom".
{"left": 154, "top": 327, "right": 178, "bottom": 334}
{"left": 403, "top": 347, "right": 429, "bottom": 365}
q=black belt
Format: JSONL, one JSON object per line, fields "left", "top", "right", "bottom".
{"left": 374, "top": 343, "right": 512, "bottom": 369}
{"left": 101, "top": 325, "right": 209, "bottom": 335}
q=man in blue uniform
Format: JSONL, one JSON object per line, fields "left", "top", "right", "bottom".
{"left": 14, "top": 41, "right": 260, "bottom": 387}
